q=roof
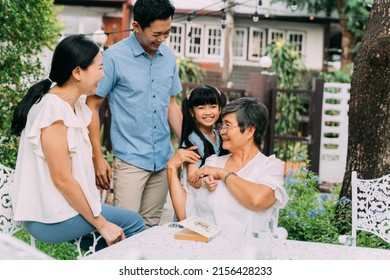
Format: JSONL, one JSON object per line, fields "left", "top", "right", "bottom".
{"left": 171, "top": 0, "right": 336, "bottom": 19}
{"left": 54, "top": 0, "right": 127, "bottom": 7}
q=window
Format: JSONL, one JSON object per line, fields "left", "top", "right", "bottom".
{"left": 248, "top": 27, "right": 266, "bottom": 61}
{"left": 268, "top": 29, "right": 285, "bottom": 44}
{"left": 186, "top": 24, "right": 203, "bottom": 57}
{"left": 233, "top": 28, "right": 247, "bottom": 60}
{"left": 205, "top": 26, "right": 222, "bottom": 58}
{"left": 287, "top": 31, "right": 305, "bottom": 57}
{"left": 168, "top": 23, "right": 185, "bottom": 56}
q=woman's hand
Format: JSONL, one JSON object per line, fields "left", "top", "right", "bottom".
{"left": 196, "top": 165, "right": 224, "bottom": 180}
{"left": 97, "top": 220, "right": 126, "bottom": 246}
{"left": 197, "top": 166, "right": 225, "bottom": 192}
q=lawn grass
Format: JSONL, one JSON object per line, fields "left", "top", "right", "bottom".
{"left": 14, "top": 230, "right": 79, "bottom": 260}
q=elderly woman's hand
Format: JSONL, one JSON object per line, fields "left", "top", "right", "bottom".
{"left": 197, "top": 165, "right": 223, "bottom": 180}
{"left": 167, "top": 146, "right": 200, "bottom": 171}
{"left": 197, "top": 165, "right": 225, "bottom": 192}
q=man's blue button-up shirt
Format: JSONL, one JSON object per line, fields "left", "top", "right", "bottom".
{"left": 97, "top": 33, "right": 182, "bottom": 171}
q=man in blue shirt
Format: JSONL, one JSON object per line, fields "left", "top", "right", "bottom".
{"left": 86, "top": 0, "right": 182, "bottom": 228}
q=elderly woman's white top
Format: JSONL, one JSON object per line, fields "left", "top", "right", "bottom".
{"left": 11, "top": 94, "right": 101, "bottom": 223}
{"left": 189, "top": 152, "right": 288, "bottom": 236}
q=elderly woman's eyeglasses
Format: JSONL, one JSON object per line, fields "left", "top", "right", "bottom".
{"left": 216, "top": 123, "right": 239, "bottom": 132}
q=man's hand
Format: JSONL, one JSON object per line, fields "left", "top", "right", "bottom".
{"left": 93, "top": 157, "right": 112, "bottom": 190}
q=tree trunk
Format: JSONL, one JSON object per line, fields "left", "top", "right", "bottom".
{"left": 336, "top": 0, "right": 357, "bottom": 69}
{"left": 340, "top": 0, "right": 390, "bottom": 199}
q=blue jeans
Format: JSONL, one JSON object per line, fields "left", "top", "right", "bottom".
{"left": 24, "top": 204, "right": 145, "bottom": 251}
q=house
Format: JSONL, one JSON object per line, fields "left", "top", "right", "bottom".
{"left": 52, "top": 1, "right": 346, "bottom": 179}
{"left": 53, "top": 0, "right": 341, "bottom": 89}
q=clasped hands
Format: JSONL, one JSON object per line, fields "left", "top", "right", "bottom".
{"left": 169, "top": 147, "right": 223, "bottom": 192}
{"left": 196, "top": 165, "right": 221, "bottom": 192}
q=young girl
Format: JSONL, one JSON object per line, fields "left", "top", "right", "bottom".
{"left": 168, "top": 85, "right": 227, "bottom": 221}
{"left": 181, "top": 84, "right": 228, "bottom": 186}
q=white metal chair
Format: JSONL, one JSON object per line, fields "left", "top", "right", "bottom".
{"left": 0, "top": 163, "right": 36, "bottom": 245}
{"left": 0, "top": 163, "right": 101, "bottom": 259}
{"left": 269, "top": 207, "right": 288, "bottom": 240}
{"left": 339, "top": 171, "right": 390, "bottom": 246}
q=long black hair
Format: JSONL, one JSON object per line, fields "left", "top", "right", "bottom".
{"left": 180, "top": 85, "right": 227, "bottom": 166}
{"left": 10, "top": 35, "right": 100, "bottom": 135}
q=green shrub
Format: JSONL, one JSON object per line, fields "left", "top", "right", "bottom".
{"left": 280, "top": 167, "right": 390, "bottom": 250}
{"left": 0, "top": 88, "right": 23, "bottom": 168}
{"left": 1, "top": 1, "right": 62, "bottom": 168}
{"left": 177, "top": 57, "right": 204, "bottom": 84}
{"left": 320, "top": 64, "right": 353, "bottom": 83}
{"left": 279, "top": 167, "right": 340, "bottom": 243}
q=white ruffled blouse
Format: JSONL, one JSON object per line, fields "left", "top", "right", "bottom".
{"left": 190, "top": 152, "right": 289, "bottom": 236}
{"left": 11, "top": 94, "right": 101, "bottom": 223}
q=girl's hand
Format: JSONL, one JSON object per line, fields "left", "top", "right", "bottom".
{"left": 201, "top": 176, "right": 218, "bottom": 192}
{"left": 167, "top": 146, "right": 200, "bottom": 171}
{"left": 188, "top": 172, "right": 200, "bottom": 183}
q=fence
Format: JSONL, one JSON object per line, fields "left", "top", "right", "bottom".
{"left": 319, "top": 83, "right": 350, "bottom": 184}
{"left": 248, "top": 74, "right": 324, "bottom": 175}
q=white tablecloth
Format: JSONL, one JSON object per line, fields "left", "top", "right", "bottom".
{"left": 83, "top": 225, "right": 390, "bottom": 260}
{"left": 0, "top": 234, "right": 52, "bottom": 260}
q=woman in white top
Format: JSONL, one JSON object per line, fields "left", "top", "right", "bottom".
{"left": 10, "top": 35, "right": 144, "bottom": 250}
{"left": 167, "top": 97, "right": 288, "bottom": 235}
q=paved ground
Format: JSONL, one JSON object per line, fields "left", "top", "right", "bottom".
{"left": 103, "top": 189, "right": 174, "bottom": 226}
{"left": 159, "top": 194, "right": 175, "bottom": 225}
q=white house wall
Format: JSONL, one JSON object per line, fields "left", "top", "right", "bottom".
{"left": 40, "top": 5, "right": 121, "bottom": 75}
{"left": 56, "top": 5, "right": 121, "bottom": 36}
{"left": 173, "top": 15, "right": 324, "bottom": 70}
{"left": 50, "top": 2, "right": 326, "bottom": 71}
{"left": 244, "top": 19, "right": 325, "bottom": 70}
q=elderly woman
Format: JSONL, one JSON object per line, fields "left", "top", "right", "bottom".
{"left": 167, "top": 97, "right": 288, "bottom": 235}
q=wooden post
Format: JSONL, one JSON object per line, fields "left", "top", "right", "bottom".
{"left": 122, "top": 0, "right": 132, "bottom": 38}
{"left": 309, "top": 78, "right": 324, "bottom": 174}
{"left": 247, "top": 73, "right": 277, "bottom": 155}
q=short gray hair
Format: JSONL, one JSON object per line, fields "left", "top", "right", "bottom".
{"left": 222, "top": 97, "right": 269, "bottom": 149}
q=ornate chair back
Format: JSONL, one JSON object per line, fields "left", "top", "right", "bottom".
{"left": 351, "top": 171, "right": 390, "bottom": 246}
{"left": 0, "top": 163, "right": 101, "bottom": 259}
{"left": 0, "top": 163, "right": 30, "bottom": 238}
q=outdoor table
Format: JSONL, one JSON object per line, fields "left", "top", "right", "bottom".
{"left": 0, "top": 234, "right": 53, "bottom": 260}
{"left": 82, "top": 225, "right": 390, "bottom": 260}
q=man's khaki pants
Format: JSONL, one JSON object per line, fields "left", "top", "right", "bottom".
{"left": 113, "top": 158, "right": 168, "bottom": 228}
